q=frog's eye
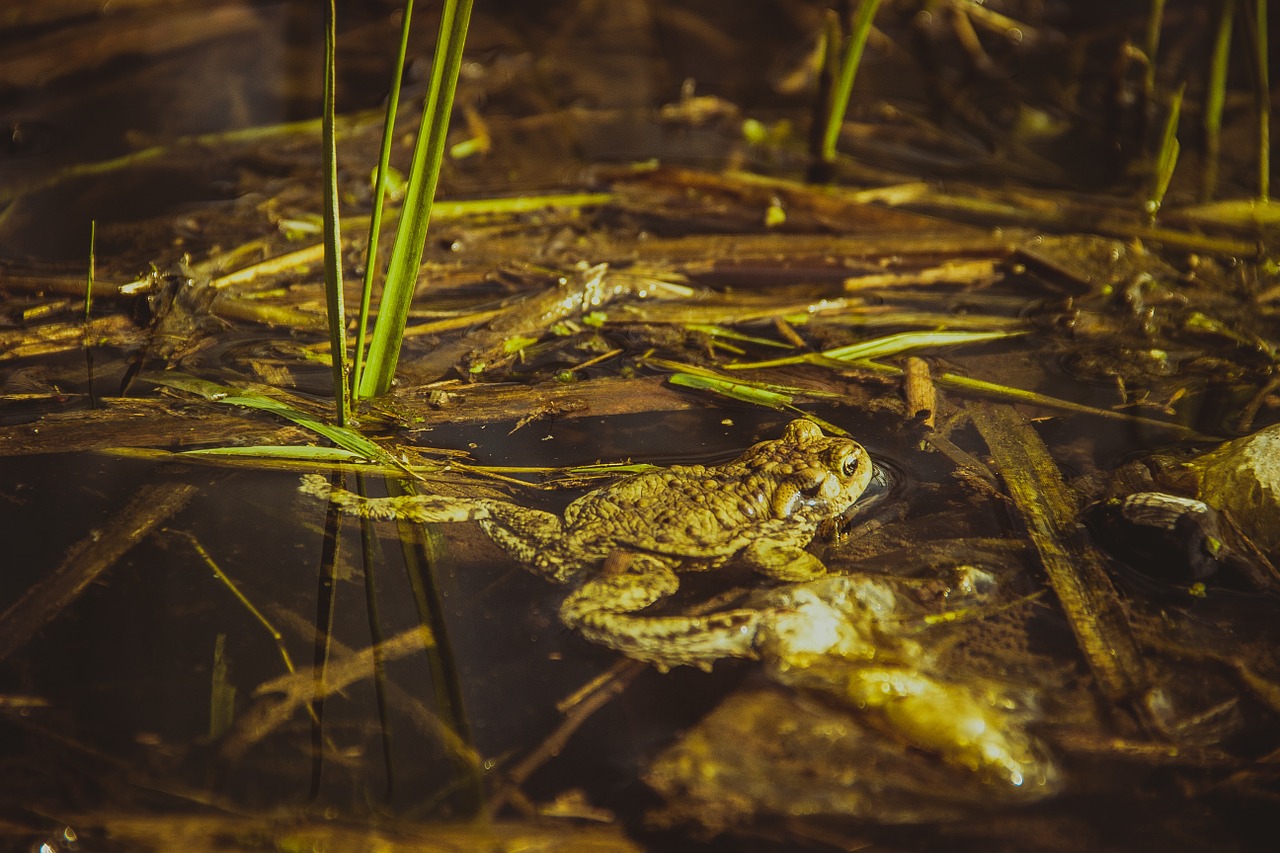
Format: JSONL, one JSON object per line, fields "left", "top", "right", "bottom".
{"left": 840, "top": 452, "right": 862, "bottom": 478}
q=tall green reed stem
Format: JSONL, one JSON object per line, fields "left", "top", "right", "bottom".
{"left": 1252, "top": 0, "right": 1270, "bottom": 200}
{"left": 322, "top": 0, "right": 350, "bottom": 424}
{"left": 1142, "top": 0, "right": 1166, "bottom": 101}
{"left": 1201, "top": 0, "right": 1233, "bottom": 200}
{"left": 358, "top": 0, "right": 474, "bottom": 399}
{"left": 84, "top": 220, "right": 95, "bottom": 322}
{"left": 352, "top": 0, "right": 417, "bottom": 397}
{"left": 810, "top": 0, "right": 881, "bottom": 181}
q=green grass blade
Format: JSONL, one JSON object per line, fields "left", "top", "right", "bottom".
{"left": 822, "top": 329, "right": 1017, "bottom": 362}
{"left": 358, "top": 0, "right": 474, "bottom": 399}
{"left": 1201, "top": 0, "right": 1234, "bottom": 200}
{"left": 668, "top": 372, "right": 796, "bottom": 407}
{"left": 667, "top": 373, "right": 849, "bottom": 436}
{"left": 724, "top": 329, "right": 1019, "bottom": 370}
{"left": 83, "top": 220, "right": 95, "bottom": 323}
{"left": 322, "top": 0, "right": 350, "bottom": 424}
{"left": 353, "top": 0, "right": 417, "bottom": 396}
{"left": 1147, "top": 83, "right": 1185, "bottom": 219}
{"left": 1254, "top": 0, "right": 1270, "bottom": 200}
{"left": 1143, "top": 0, "right": 1166, "bottom": 100}
{"left": 217, "top": 394, "right": 393, "bottom": 462}
{"left": 819, "top": 0, "right": 882, "bottom": 167}
{"left": 182, "top": 445, "right": 371, "bottom": 462}
{"left": 146, "top": 373, "right": 397, "bottom": 464}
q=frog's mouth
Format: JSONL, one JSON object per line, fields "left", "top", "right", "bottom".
{"left": 838, "top": 461, "right": 897, "bottom": 523}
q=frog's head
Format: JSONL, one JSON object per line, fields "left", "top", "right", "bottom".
{"left": 748, "top": 419, "right": 872, "bottom": 520}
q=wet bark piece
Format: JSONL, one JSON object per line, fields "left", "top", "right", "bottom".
{"left": 390, "top": 375, "right": 713, "bottom": 427}
{"left": 968, "top": 401, "right": 1151, "bottom": 707}
{"left": 0, "top": 5, "right": 261, "bottom": 89}
{"left": 0, "top": 481, "right": 197, "bottom": 662}
{"left": 0, "top": 398, "right": 306, "bottom": 455}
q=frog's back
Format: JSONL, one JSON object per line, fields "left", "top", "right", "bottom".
{"left": 563, "top": 463, "right": 781, "bottom": 558}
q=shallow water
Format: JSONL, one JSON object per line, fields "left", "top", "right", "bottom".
{"left": 2, "top": 2, "right": 1279, "bottom": 851}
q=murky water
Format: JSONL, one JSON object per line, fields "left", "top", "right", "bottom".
{"left": 2, "top": 2, "right": 1278, "bottom": 851}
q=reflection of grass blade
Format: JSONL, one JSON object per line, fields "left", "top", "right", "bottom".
{"left": 353, "top": 474, "right": 397, "bottom": 797}
{"left": 210, "top": 634, "right": 235, "bottom": 739}
{"left": 385, "top": 478, "right": 485, "bottom": 812}
{"left": 310, "top": 481, "right": 342, "bottom": 797}
{"left": 359, "top": 0, "right": 474, "bottom": 399}
{"left": 353, "top": 0, "right": 417, "bottom": 396}
{"left": 322, "top": 0, "right": 349, "bottom": 424}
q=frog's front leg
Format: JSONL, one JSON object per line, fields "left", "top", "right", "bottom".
{"left": 740, "top": 526, "right": 828, "bottom": 582}
{"left": 559, "top": 553, "right": 766, "bottom": 671}
{"left": 476, "top": 503, "right": 578, "bottom": 584}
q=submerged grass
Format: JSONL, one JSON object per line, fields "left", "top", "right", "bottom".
{"left": 170, "top": 530, "right": 301, "bottom": 678}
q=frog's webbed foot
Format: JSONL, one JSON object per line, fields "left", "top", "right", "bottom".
{"left": 299, "top": 474, "right": 488, "bottom": 523}
{"left": 560, "top": 553, "right": 765, "bottom": 672}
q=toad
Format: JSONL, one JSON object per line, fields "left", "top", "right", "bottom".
{"left": 300, "top": 419, "right": 871, "bottom": 669}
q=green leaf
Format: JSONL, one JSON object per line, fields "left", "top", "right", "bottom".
{"left": 147, "top": 373, "right": 395, "bottom": 464}
{"left": 182, "top": 445, "right": 370, "bottom": 462}
{"left": 821, "top": 329, "right": 1017, "bottom": 362}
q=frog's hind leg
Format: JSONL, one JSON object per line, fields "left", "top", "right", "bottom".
{"left": 559, "top": 553, "right": 765, "bottom": 671}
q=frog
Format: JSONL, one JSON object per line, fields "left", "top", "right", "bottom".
{"left": 299, "top": 419, "right": 872, "bottom": 670}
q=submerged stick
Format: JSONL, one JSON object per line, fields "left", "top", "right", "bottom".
{"left": 968, "top": 402, "right": 1150, "bottom": 707}
{"left": 219, "top": 624, "right": 444, "bottom": 765}
{"left": 0, "top": 481, "right": 198, "bottom": 662}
